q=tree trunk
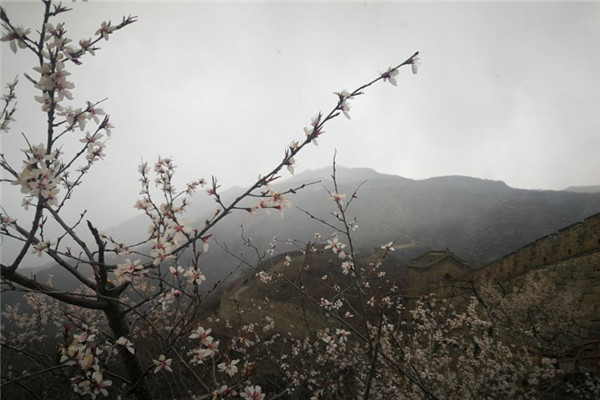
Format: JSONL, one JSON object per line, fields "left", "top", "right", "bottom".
{"left": 104, "top": 300, "right": 153, "bottom": 400}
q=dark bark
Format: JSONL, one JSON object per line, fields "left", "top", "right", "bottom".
{"left": 0, "top": 266, "right": 105, "bottom": 309}
{"left": 104, "top": 299, "right": 153, "bottom": 400}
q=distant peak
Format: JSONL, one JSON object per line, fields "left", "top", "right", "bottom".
{"left": 283, "top": 165, "right": 413, "bottom": 185}
{"left": 562, "top": 185, "right": 600, "bottom": 193}
{"left": 421, "top": 175, "right": 510, "bottom": 191}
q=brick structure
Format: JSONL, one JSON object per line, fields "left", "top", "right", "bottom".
{"left": 472, "top": 212, "right": 600, "bottom": 341}
{"left": 404, "top": 249, "right": 470, "bottom": 295}
{"left": 407, "top": 249, "right": 469, "bottom": 278}
{"left": 474, "top": 212, "right": 600, "bottom": 282}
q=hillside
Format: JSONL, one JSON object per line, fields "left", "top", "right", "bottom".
{"left": 185, "top": 167, "right": 600, "bottom": 284}
{"left": 16, "top": 167, "right": 600, "bottom": 293}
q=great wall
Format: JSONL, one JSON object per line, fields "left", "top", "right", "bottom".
{"left": 474, "top": 212, "right": 600, "bottom": 341}
{"left": 477, "top": 212, "right": 600, "bottom": 281}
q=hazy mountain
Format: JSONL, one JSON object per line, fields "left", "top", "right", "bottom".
{"left": 170, "top": 166, "right": 600, "bottom": 285}
{"left": 12, "top": 167, "right": 600, "bottom": 293}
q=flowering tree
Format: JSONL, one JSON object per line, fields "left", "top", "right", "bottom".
{"left": 223, "top": 162, "right": 588, "bottom": 399}
{"left": 0, "top": 2, "right": 421, "bottom": 399}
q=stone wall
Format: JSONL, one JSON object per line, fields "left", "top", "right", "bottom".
{"left": 541, "top": 252, "right": 600, "bottom": 340}
{"left": 475, "top": 212, "right": 600, "bottom": 282}
{"left": 471, "top": 212, "right": 600, "bottom": 341}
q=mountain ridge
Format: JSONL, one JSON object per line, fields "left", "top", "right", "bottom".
{"left": 20, "top": 167, "right": 600, "bottom": 289}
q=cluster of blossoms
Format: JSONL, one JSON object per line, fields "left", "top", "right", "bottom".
{"left": 247, "top": 189, "right": 292, "bottom": 217}
{"left": 152, "top": 157, "right": 177, "bottom": 194}
{"left": 319, "top": 298, "right": 344, "bottom": 313}
{"left": 4, "top": 17, "right": 118, "bottom": 212}
{"left": 165, "top": 218, "right": 194, "bottom": 245}
{"left": 168, "top": 264, "right": 207, "bottom": 286}
{"left": 14, "top": 143, "right": 62, "bottom": 207}
{"left": 264, "top": 237, "right": 278, "bottom": 256}
{"left": 256, "top": 270, "right": 273, "bottom": 283}
{"left": 158, "top": 288, "right": 183, "bottom": 310}
{"left": 149, "top": 236, "right": 175, "bottom": 265}
{"left": 303, "top": 113, "right": 324, "bottom": 146}
{"left": 58, "top": 331, "right": 113, "bottom": 399}
{"left": 0, "top": 78, "right": 18, "bottom": 132}
{"left": 34, "top": 59, "right": 74, "bottom": 103}
{"left": 188, "top": 326, "right": 219, "bottom": 364}
{"left": 135, "top": 158, "right": 211, "bottom": 264}
{"left": 283, "top": 140, "right": 299, "bottom": 175}
{"left": 114, "top": 258, "right": 143, "bottom": 283}
{"left": 319, "top": 329, "right": 351, "bottom": 354}
{"left": 334, "top": 90, "right": 353, "bottom": 120}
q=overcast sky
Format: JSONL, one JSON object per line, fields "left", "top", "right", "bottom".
{"left": 1, "top": 1, "right": 599, "bottom": 229}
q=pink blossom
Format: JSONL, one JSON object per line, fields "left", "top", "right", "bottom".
{"left": 304, "top": 114, "right": 324, "bottom": 145}
{"left": 169, "top": 265, "right": 184, "bottom": 276}
{"left": 330, "top": 192, "right": 346, "bottom": 205}
{"left": 165, "top": 219, "right": 193, "bottom": 245}
{"left": 32, "top": 241, "right": 52, "bottom": 257}
{"left": 85, "top": 142, "right": 106, "bottom": 161}
{"left": 335, "top": 329, "right": 350, "bottom": 342}
{"left": 150, "top": 237, "right": 175, "bottom": 265}
{"left": 79, "top": 131, "right": 104, "bottom": 145}
{"left": 134, "top": 198, "right": 151, "bottom": 211}
{"left": 78, "top": 38, "right": 96, "bottom": 56}
{"left": 115, "top": 337, "right": 135, "bottom": 354}
{"left": 184, "top": 267, "right": 206, "bottom": 286}
{"left": 34, "top": 92, "right": 57, "bottom": 112}
{"left": 285, "top": 156, "right": 296, "bottom": 175}
{"left": 201, "top": 234, "right": 211, "bottom": 252}
{"left": 152, "top": 354, "right": 172, "bottom": 373}
{"left": 91, "top": 371, "right": 112, "bottom": 398}
{"left": 189, "top": 347, "right": 216, "bottom": 364}
{"left": 411, "top": 55, "right": 420, "bottom": 74}
{"left": 86, "top": 102, "right": 105, "bottom": 124}
{"left": 382, "top": 67, "right": 399, "bottom": 86}
{"left": 1, "top": 26, "right": 30, "bottom": 53}
{"left": 114, "top": 258, "right": 141, "bottom": 283}
{"left": 241, "top": 385, "right": 265, "bottom": 400}
{"left": 381, "top": 241, "right": 395, "bottom": 252}
{"left": 334, "top": 90, "right": 352, "bottom": 119}
{"left": 95, "top": 21, "right": 115, "bottom": 40}
{"left": 325, "top": 237, "right": 346, "bottom": 259}
{"left": 1, "top": 215, "right": 14, "bottom": 229}
{"left": 340, "top": 261, "right": 354, "bottom": 275}
{"left": 218, "top": 359, "right": 240, "bottom": 377}
{"left": 189, "top": 326, "right": 212, "bottom": 341}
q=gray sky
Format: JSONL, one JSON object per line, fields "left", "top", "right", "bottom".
{"left": 1, "top": 1, "right": 599, "bottom": 229}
